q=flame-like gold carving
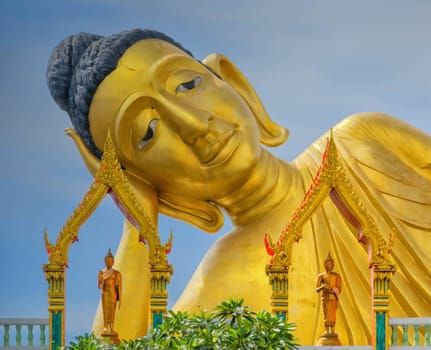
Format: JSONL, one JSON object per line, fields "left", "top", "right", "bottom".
{"left": 265, "top": 131, "right": 397, "bottom": 328}
{"left": 44, "top": 131, "right": 171, "bottom": 267}
{"left": 43, "top": 130, "right": 173, "bottom": 347}
{"left": 265, "top": 131, "right": 396, "bottom": 268}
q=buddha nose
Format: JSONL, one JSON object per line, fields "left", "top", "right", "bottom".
{"left": 165, "top": 103, "right": 211, "bottom": 145}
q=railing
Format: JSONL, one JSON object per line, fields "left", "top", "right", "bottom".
{"left": 389, "top": 318, "right": 431, "bottom": 348}
{"left": 1, "top": 316, "right": 430, "bottom": 349}
{"left": 0, "top": 318, "right": 48, "bottom": 349}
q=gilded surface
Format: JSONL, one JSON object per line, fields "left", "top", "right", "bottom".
{"left": 44, "top": 131, "right": 170, "bottom": 267}
{"left": 265, "top": 134, "right": 395, "bottom": 267}
{"left": 42, "top": 264, "right": 65, "bottom": 349}
{"left": 43, "top": 131, "right": 172, "bottom": 339}
{"left": 98, "top": 249, "right": 122, "bottom": 335}
{"left": 316, "top": 253, "right": 342, "bottom": 333}
{"left": 46, "top": 31, "right": 431, "bottom": 344}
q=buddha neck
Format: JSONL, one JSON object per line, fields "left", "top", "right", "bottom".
{"left": 215, "top": 149, "right": 298, "bottom": 225}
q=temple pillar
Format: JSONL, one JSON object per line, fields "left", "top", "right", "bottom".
{"left": 43, "top": 264, "right": 65, "bottom": 350}
{"left": 150, "top": 264, "right": 173, "bottom": 328}
{"left": 372, "top": 263, "right": 395, "bottom": 350}
{"left": 266, "top": 264, "right": 289, "bottom": 320}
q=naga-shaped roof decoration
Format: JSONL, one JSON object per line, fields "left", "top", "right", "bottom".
{"left": 265, "top": 131, "right": 395, "bottom": 267}
{"left": 44, "top": 131, "right": 172, "bottom": 267}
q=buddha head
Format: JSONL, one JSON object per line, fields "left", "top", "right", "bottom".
{"left": 46, "top": 29, "right": 288, "bottom": 232}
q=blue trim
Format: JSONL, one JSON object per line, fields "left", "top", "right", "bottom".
{"left": 52, "top": 311, "right": 62, "bottom": 350}
{"left": 376, "top": 312, "right": 386, "bottom": 350}
{"left": 276, "top": 311, "right": 286, "bottom": 321}
{"left": 153, "top": 311, "right": 163, "bottom": 328}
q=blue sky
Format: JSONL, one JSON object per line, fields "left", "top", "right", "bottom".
{"left": 1, "top": 0, "right": 430, "bottom": 342}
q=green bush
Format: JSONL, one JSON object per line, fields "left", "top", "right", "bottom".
{"left": 63, "top": 298, "right": 299, "bottom": 350}
{"left": 62, "top": 332, "right": 110, "bottom": 350}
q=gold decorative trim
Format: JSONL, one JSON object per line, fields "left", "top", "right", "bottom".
{"left": 44, "top": 131, "right": 171, "bottom": 267}
{"left": 43, "top": 130, "right": 173, "bottom": 347}
{"left": 265, "top": 131, "right": 396, "bottom": 267}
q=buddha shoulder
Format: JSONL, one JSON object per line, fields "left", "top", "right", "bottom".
{"left": 334, "top": 112, "right": 430, "bottom": 141}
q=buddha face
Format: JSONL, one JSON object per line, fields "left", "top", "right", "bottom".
{"left": 105, "top": 256, "right": 114, "bottom": 269}
{"left": 89, "top": 39, "right": 262, "bottom": 200}
{"left": 324, "top": 259, "right": 334, "bottom": 272}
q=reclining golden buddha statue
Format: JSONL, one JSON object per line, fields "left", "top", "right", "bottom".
{"left": 46, "top": 29, "right": 431, "bottom": 345}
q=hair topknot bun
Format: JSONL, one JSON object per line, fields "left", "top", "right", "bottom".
{"left": 46, "top": 32, "right": 102, "bottom": 113}
{"left": 46, "top": 29, "right": 192, "bottom": 158}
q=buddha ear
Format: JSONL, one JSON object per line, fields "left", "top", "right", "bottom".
{"left": 66, "top": 128, "right": 101, "bottom": 177}
{"left": 202, "top": 53, "right": 289, "bottom": 146}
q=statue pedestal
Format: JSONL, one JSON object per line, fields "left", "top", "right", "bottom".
{"left": 99, "top": 330, "right": 120, "bottom": 345}
{"left": 316, "top": 331, "right": 341, "bottom": 346}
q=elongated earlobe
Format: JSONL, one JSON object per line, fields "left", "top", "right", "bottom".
{"left": 202, "top": 53, "right": 289, "bottom": 146}
{"left": 66, "top": 128, "right": 101, "bottom": 177}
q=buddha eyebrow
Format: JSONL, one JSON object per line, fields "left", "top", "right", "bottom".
{"left": 118, "top": 59, "right": 221, "bottom": 77}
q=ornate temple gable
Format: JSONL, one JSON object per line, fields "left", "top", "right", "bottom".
{"left": 44, "top": 131, "right": 171, "bottom": 268}
{"left": 265, "top": 130, "right": 395, "bottom": 268}
{"left": 43, "top": 131, "right": 173, "bottom": 348}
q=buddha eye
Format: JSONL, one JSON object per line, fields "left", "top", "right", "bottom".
{"left": 176, "top": 76, "right": 202, "bottom": 93}
{"left": 138, "top": 119, "right": 158, "bottom": 150}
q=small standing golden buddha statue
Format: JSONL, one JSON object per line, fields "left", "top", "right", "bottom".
{"left": 316, "top": 252, "right": 342, "bottom": 345}
{"left": 98, "top": 249, "right": 122, "bottom": 342}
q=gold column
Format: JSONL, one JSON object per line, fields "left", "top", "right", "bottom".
{"left": 150, "top": 264, "right": 174, "bottom": 328}
{"left": 42, "top": 132, "right": 173, "bottom": 341}
{"left": 43, "top": 263, "right": 65, "bottom": 350}
{"left": 266, "top": 264, "right": 289, "bottom": 320}
{"left": 372, "top": 263, "right": 395, "bottom": 350}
